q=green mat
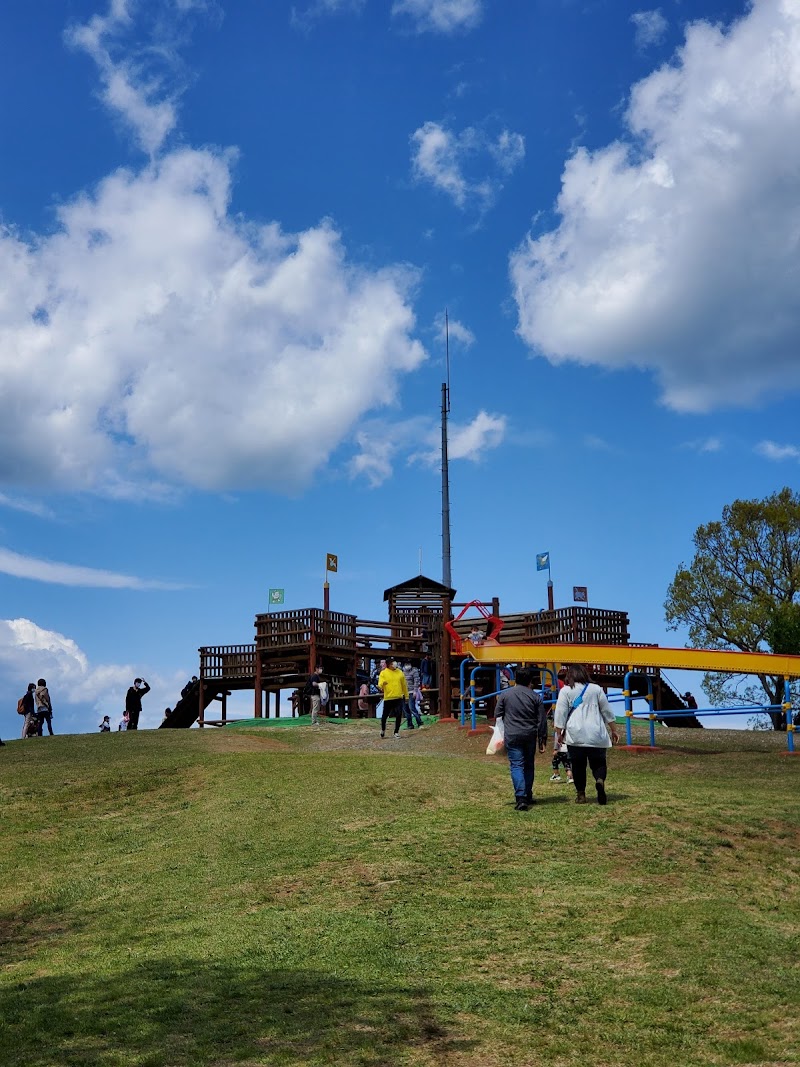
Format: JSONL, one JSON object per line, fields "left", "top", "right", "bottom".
{"left": 226, "top": 714, "right": 439, "bottom": 730}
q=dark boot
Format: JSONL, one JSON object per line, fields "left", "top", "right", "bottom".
{"left": 596, "top": 779, "right": 607, "bottom": 805}
{"left": 575, "top": 791, "right": 587, "bottom": 804}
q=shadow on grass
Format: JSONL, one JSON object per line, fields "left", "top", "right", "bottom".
{"left": 0, "top": 957, "right": 477, "bottom": 1067}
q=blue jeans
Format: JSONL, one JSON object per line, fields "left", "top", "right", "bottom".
{"left": 404, "top": 693, "right": 423, "bottom": 728}
{"left": 506, "top": 737, "right": 538, "bottom": 802}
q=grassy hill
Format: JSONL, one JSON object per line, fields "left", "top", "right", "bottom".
{"left": 1, "top": 721, "right": 798, "bottom": 1067}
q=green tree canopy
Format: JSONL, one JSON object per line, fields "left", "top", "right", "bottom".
{"left": 664, "top": 487, "right": 800, "bottom": 729}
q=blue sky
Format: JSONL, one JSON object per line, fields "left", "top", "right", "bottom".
{"left": 0, "top": 0, "right": 797, "bottom": 736}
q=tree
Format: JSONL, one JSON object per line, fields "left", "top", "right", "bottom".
{"left": 664, "top": 488, "right": 800, "bottom": 730}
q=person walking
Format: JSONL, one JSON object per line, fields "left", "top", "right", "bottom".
{"left": 401, "top": 662, "right": 423, "bottom": 729}
{"left": 125, "top": 678, "right": 150, "bottom": 730}
{"left": 377, "top": 656, "right": 408, "bottom": 738}
{"left": 494, "top": 668, "right": 548, "bottom": 810}
{"left": 20, "top": 682, "right": 36, "bottom": 738}
{"left": 305, "top": 664, "right": 323, "bottom": 725}
{"left": 554, "top": 664, "right": 619, "bottom": 805}
{"left": 34, "top": 678, "right": 54, "bottom": 736}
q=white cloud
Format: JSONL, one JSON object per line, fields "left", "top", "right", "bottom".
{"left": 392, "top": 0, "right": 482, "bottom": 34}
{"left": 0, "top": 493, "right": 54, "bottom": 519}
{"left": 290, "top": 0, "right": 365, "bottom": 30}
{"left": 66, "top": 1, "right": 181, "bottom": 156}
{"left": 0, "top": 617, "right": 182, "bottom": 730}
{"left": 0, "top": 547, "right": 184, "bottom": 589}
{"left": 510, "top": 0, "right": 800, "bottom": 414}
{"left": 349, "top": 410, "right": 505, "bottom": 485}
{"left": 448, "top": 411, "right": 506, "bottom": 460}
{"left": 0, "top": 148, "right": 425, "bottom": 494}
{"left": 410, "top": 410, "right": 506, "bottom": 467}
{"left": 434, "top": 312, "right": 475, "bottom": 348}
{"left": 755, "top": 440, "right": 800, "bottom": 462}
{"left": 411, "top": 121, "right": 525, "bottom": 210}
{"left": 490, "top": 130, "right": 526, "bottom": 174}
{"left": 681, "top": 436, "right": 722, "bottom": 454}
{"left": 631, "top": 9, "right": 668, "bottom": 49}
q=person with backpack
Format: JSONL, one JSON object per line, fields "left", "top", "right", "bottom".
{"left": 554, "top": 664, "right": 619, "bottom": 805}
{"left": 34, "top": 678, "right": 53, "bottom": 735}
{"left": 125, "top": 678, "right": 150, "bottom": 730}
{"left": 19, "top": 683, "right": 36, "bottom": 738}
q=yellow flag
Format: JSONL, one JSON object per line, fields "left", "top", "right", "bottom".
{"left": 326, "top": 553, "right": 338, "bottom": 572}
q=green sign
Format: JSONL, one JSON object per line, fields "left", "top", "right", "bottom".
{"left": 269, "top": 588, "right": 285, "bottom": 605}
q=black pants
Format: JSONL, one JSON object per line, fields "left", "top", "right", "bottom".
{"left": 381, "top": 698, "right": 403, "bottom": 735}
{"left": 128, "top": 709, "right": 140, "bottom": 730}
{"left": 567, "top": 746, "right": 608, "bottom": 792}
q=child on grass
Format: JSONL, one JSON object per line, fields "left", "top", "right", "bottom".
{"left": 550, "top": 731, "right": 574, "bottom": 784}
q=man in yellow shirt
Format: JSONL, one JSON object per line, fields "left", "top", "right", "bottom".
{"left": 377, "top": 656, "right": 409, "bottom": 738}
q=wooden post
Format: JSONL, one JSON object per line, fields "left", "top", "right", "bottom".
{"left": 441, "top": 597, "right": 452, "bottom": 718}
{"left": 221, "top": 692, "right": 227, "bottom": 723}
{"left": 254, "top": 646, "right": 263, "bottom": 718}
{"left": 198, "top": 681, "right": 205, "bottom": 728}
{"left": 275, "top": 689, "right": 280, "bottom": 719}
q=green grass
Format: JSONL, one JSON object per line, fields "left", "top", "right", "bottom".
{"left": 1, "top": 722, "right": 798, "bottom": 1067}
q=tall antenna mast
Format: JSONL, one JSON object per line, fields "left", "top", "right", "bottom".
{"left": 441, "top": 309, "right": 452, "bottom": 590}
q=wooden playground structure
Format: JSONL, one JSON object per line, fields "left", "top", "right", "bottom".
{"left": 160, "top": 575, "right": 703, "bottom": 730}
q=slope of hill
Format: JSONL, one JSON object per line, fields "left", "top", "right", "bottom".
{"left": 1, "top": 723, "right": 797, "bottom": 1067}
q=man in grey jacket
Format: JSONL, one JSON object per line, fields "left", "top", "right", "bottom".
{"left": 494, "top": 668, "right": 547, "bottom": 810}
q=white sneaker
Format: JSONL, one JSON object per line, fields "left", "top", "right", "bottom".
{"left": 550, "top": 774, "right": 562, "bottom": 782}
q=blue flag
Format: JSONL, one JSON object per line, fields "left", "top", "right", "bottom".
{"left": 536, "top": 552, "right": 550, "bottom": 571}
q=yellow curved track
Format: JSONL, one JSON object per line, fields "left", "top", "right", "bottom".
{"left": 463, "top": 641, "right": 800, "bottom": 677}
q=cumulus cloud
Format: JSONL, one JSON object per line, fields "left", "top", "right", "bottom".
{"left": 392, "top": 0, "right": 482, "bottom": 34}
{"left": 411, "top": 121, "right": 525, "bottom": 210}
{"left": 631, "top": 9, "right": 668, "bottom": 49}
{"left": 2, "top": 2, "right": 429, "bottom": 496}
{"left": 434, "top": 312, "right": 475, "bottom": 348}
{"left": 755, "top": 441, "right": 800, "bottom": 462}
{"left": 510, "top": 0, "right": 800, "bottom": 414}
{"left": 0, "top": 617, "right": 181, "bottom": 730}
{"left": 0, "top": 148, "right": 425, "bottom": 494}
{"left": 0, "top": 547, "right": 184, "bottom": 589}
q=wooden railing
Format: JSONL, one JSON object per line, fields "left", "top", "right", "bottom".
{"left": 451, "top": 607, "right": 630, "bottom": 647}
{"left": 200, "top": 644, "right": 256, "bottom": 680}
{"left": 255, "top": 609, "right": 357, "bottom": 652}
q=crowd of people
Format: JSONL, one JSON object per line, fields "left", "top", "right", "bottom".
{"left": 6, "top": 657, "right": 618, "bottom": 811}
{"left": 2, "top": 675, "right": 151, "bottom": 743}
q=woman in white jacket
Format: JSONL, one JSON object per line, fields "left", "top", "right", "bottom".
{"left": 554, "top": 664, "right": 619, "bottom": 805}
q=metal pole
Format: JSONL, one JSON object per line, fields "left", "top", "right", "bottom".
{"left": 441, "top": 380, "right": 451, "bottom": 590}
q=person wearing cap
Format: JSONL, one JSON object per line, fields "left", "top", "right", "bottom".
{"left": 683, "top": 692, "right": 698, "bottom": 710}
{"left": 125, "top": 677, "right": 150, "bottom": 730}
{"left": 377, "top": 657, "right": 409, "bottom": 738}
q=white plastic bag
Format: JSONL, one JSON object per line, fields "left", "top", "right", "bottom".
{"left": 486, "top": 717, "right": 505, "bottom": 755}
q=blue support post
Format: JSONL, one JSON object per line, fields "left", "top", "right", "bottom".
{"left": 785, "top": 676, "right": 795, "bottom": 753}
{"left": 623, "top": 670, "right": 633, "bottom": 746}
{"left": 647, "top": 677, "right": 656, "bottom": 747}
